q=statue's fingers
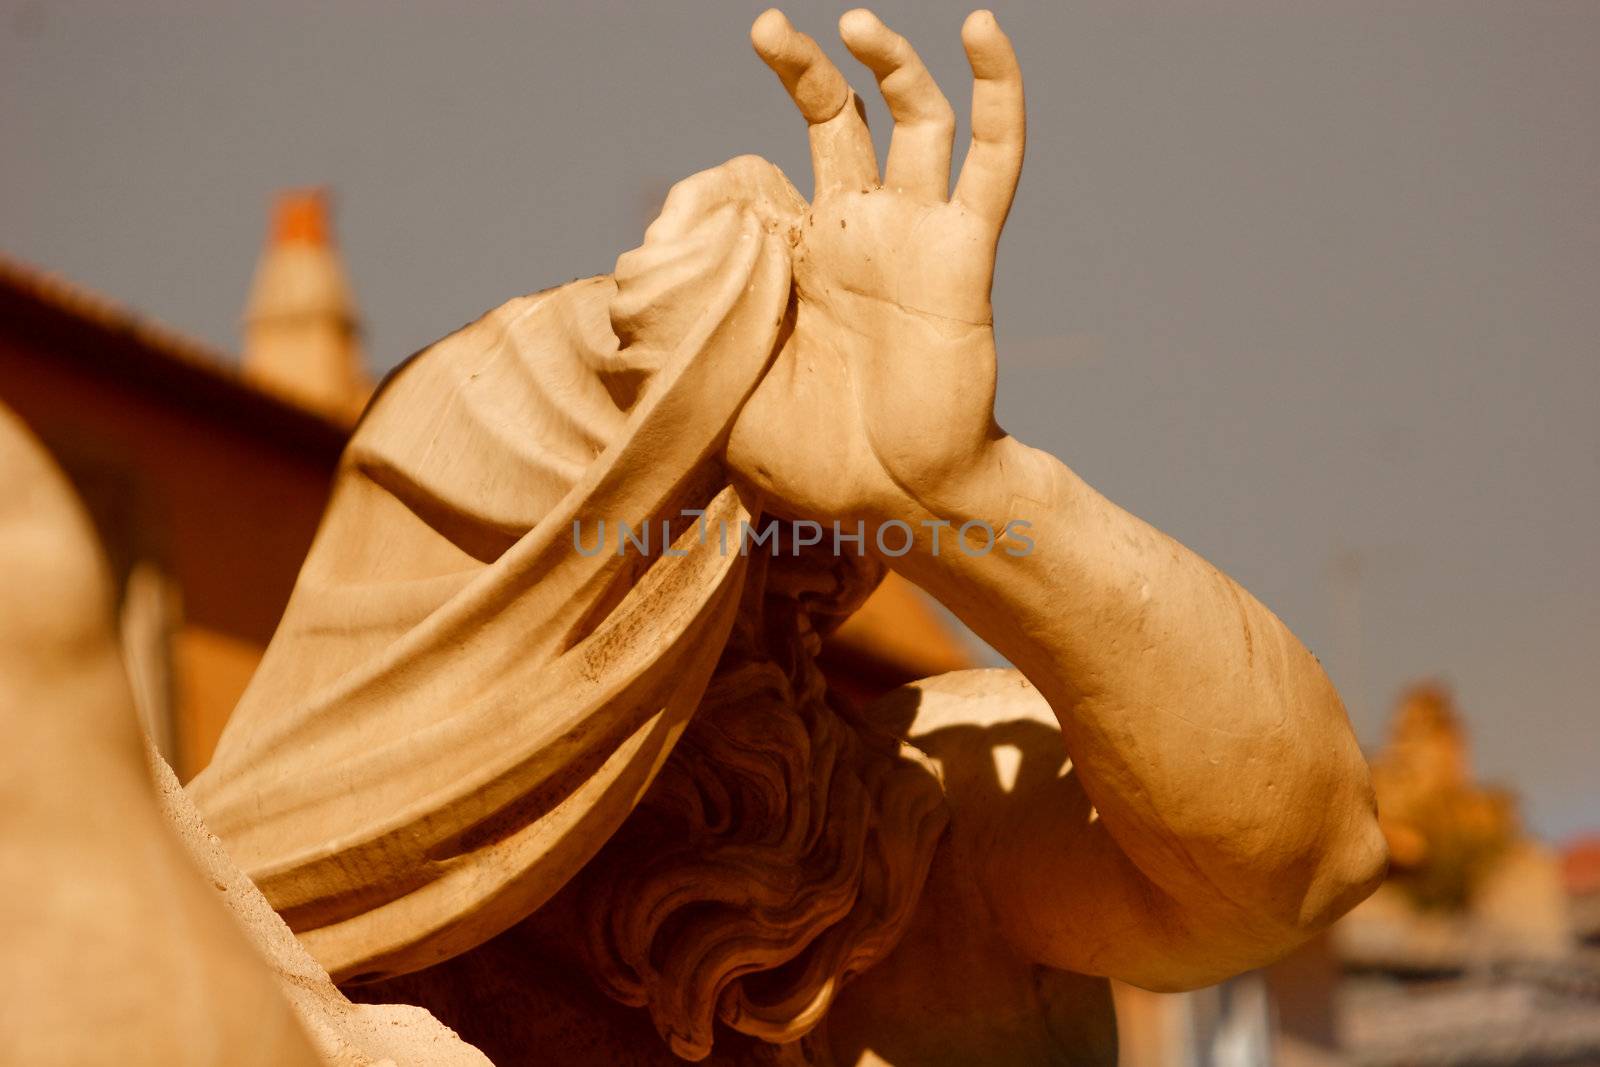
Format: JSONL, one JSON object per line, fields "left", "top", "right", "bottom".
{"left": 753, "top": 9, "right": 879, "bottom": 194}
{"left": 839, "top": 9, "right": 955, "bottom": 200}
{"left": 952, "top": 10, "right": 1025, "bottom": 227}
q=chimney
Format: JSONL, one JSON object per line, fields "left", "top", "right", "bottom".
{"left": 242, "top": 188, "right": 371, "bottom": 421}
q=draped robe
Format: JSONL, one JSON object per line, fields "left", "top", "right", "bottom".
{"left": 191, "top": 157, "right": 808, "bottom": 984}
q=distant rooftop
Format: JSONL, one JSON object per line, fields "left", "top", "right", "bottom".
{"left": 0, "top": 249, "right": 350, "bottom": 459}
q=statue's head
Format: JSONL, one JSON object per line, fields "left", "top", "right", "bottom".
{"left": 574, "top": 539, "right": 948, "bottom": 1060}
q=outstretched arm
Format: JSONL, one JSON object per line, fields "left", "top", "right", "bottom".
{"left": 891, "top": 444, "right": 1387, "bottom": 988}
{"left": 730, "top": 8, "right": 1386, "bottom": 987}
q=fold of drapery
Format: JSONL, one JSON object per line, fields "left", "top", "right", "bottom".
{"left": 191, "top": 156, "right": 807, "bottom": 983}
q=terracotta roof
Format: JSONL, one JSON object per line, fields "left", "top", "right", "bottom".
{"left": 1, "top": 251, "right": 236, "bottom": 376}
{"left": 0, "top": 250, "right": 350, "bottom": 459}
{"left": 1563, "top": 837, "right": 1600, "bottom": 897}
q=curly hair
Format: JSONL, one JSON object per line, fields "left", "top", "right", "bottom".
{"left": 574, "top": 546, "right": 948, "bottom": 1061}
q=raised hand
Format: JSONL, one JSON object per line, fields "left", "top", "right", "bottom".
{"left": 726, "top": 8, "right": 1026, "bottom": 525}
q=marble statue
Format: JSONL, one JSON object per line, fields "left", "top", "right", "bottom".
{"left": 2, "top": 9, "right": 1387, "bottom": 1066}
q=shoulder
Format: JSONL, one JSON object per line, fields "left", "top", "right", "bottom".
{"left": 834, "top": 672, "right": 1118, "bottom": 1064}
{"left": 866, "top": 668, "right": 1067, "bottom": 837}
{"left": 880, "top": 667, "right": 1053, "bottom": 735}
{"left": 869, "top": 668, "right": 1063, "bottom": 785}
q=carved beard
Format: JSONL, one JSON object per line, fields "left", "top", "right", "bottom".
{"left": 574, "top": 544, "right": 949, "bottom": 1061}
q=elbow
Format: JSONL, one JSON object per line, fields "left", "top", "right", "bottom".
{"left": 1214, "top": 778, "right": 1389, "bottom": 949}
{"left": 1288, "top": 802, "right": 1389, "bottom": 935}
{"left": 1095, "top": 794, "right": 1388, "bottom": 991}
{"left": 1265, "top": 701, "right": 1390, "bottom": 936}
{"left": 1193, "top": 807, "right": 1387, "bottom": 977}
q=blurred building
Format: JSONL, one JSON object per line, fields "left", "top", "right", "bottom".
{"left": 1308, "top": 684, "right": 1599, "bottom": 1067}
{"left": 0, "top": 192, "right": 974, "bottom": 779}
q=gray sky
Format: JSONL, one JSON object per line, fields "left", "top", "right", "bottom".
{"left": 3, "top": 1, "right": 1596, "bottom": 838}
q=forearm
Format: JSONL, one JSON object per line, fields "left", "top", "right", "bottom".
{"left": 881, "top": 434, "right": 1385, "bottom": 931}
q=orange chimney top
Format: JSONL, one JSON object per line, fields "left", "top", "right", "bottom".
{"left": 243, "top": 186, "right": 370, "bottom": 421}
{"left": 270, "top": 188, "right": 332, "bottom": 246}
